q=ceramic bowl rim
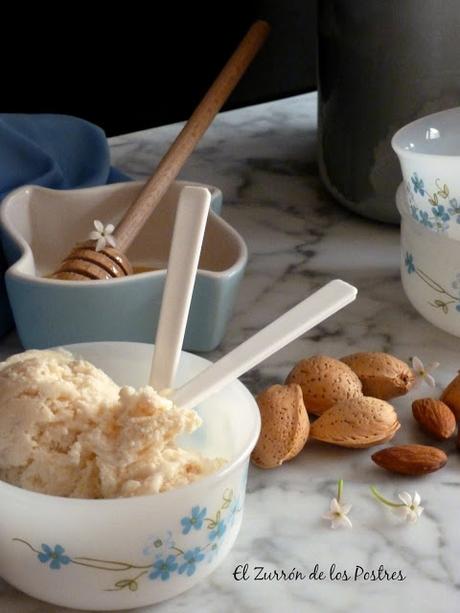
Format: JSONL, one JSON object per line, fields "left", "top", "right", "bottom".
{"left": 0, "top": 341, "right": 261, "bottom": 507}
{"left": 392, "top": 106, "right": 460, "bottom": 160}
{"left": 0, "top": 181, "right": 248, "bottom": 286}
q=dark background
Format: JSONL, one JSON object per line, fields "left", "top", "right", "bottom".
{"left": 2, "top": 2, "right": 317, "bottom": 136}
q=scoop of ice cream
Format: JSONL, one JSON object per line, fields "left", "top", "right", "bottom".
{"left": 0, "top": 349, "right": 120, "bottom": 496}
{"left": 76, "top": 385, "right": 224, "bottom": 498}
{"left": 0, "top": 350, "right": 224, "bottom": 499}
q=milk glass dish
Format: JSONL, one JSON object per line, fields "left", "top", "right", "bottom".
{"left": 0, "top": 342, "right": 260, "bottom": 610}
{"left": 392, "top": 107, "right": 460, "bottom": 238}
{"left": 397, "top": 183, "right": 460, "bottom": 337}
{"left": 0, "top": 180, "right": 247, "bottom": 352}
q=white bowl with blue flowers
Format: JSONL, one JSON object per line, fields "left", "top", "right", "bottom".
{"left": 397, "top": 184, "right": 460, "bottom": 337}
{"left": 392, "top": 106, "right": 460, "bottom": 238}
{"left": 0, "top": 342, "right": 261, "bottom": 610}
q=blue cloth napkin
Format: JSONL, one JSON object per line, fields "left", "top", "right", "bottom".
{"left": 0, "top": 113, "right": 131, "bottom": 337}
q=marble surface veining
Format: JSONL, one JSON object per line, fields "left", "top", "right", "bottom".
{"left": 1, "top": 93, "right": 460, "bottom": 612}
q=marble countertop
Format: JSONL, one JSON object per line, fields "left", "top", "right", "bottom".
{"left": 1, "top": 93, "right": 459, "bottom": 612}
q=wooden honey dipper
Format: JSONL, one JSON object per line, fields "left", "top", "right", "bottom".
{"left": 52, "top": 20, "right": 270, "bottom": 281}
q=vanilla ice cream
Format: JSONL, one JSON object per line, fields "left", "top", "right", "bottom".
{"left": 0, "top": 350, "right": 223, "bottom": 498}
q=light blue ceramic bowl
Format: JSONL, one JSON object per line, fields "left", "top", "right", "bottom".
{"left": 0, "top": 181, "right": 247, "bottom": 351}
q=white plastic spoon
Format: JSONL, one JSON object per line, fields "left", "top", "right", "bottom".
{"left": 171, "top": 279, "right": 357, "bottom": 409}
{"left": 150, "top": 186, "right": 211, "bottom": 390}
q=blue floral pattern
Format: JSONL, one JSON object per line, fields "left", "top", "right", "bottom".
{"left": 411, "top": 173, "right": 425, "bottom": 196}
{"left": 404, "top": 252, "right": 415, "bottom": 274}
{"left": 178, "top": 548, "right": 205, "bottom": 576}
{"left": 404, "top": 252, "right": 460, "bottom": 314}
{"left": 37, "top": 544, "right": 70, "bottom": 570}
{"left": 180, "top": 506, "right": 207, "bottom": 534}
{"left": 407, "top": 174, "right": 459, "bottom": 233}
{"left": 209, "top": 520, "right": 227, "bottom": 541}
{"left": 149, "top": 555, "right": 178, "bottom": 581}
{"left": 418, "top": 210, "right": 433, "bottom": 228}
{"left": 13, "top": 486, "right": 242, "bottom": 594}
{"left": 448, "top": 198, "right": 460, "bottom": 219}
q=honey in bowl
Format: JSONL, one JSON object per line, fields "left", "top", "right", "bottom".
{"left": 132, "top": 266, "right": 158, "bottom": 274}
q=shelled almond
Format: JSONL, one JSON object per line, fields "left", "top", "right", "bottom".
{"left": 412, "top": 398, "right": 456, "bottom": 440}
{"left": 251, "top": 383, "right": 309, "bottom": 469}
{"left": 372, "top": 444, "right": 447, "bottom": 475}
{"left": 341, "top": 352, "right": 414, "bottom": 400}
{"left": 285, "top": 355, "right": 362, "bottom": 416}
{"left": 441, "top": 373, "right": 460, "bottom": 420}
{"left": 310, "top": 396, "right": 400, "bottom": 448}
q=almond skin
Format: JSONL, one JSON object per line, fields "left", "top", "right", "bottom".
{"left": 412, "top": 398, "right": 456, "bottom": 440}
{"left": 341, "top": 352, "right": 415, "bottom": 400}
{"left": 285, "top": 355, "right": 362, "bottom": 416}
{"left": 309, "top": 396, "right": 400, "bottom": 448}
{"left": 251, "top": 384, "right": 310, "bottom": 469}
{"left": 372, "top": 444, "right": 447, "bottom": 475}
{"left": 441, "top": 373, "right": 460, "bottom": 420}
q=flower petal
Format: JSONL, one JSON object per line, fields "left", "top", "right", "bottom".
{"left": 105, "top": 224, "right": 115, "bottom": 234}
{"left": 340, "top": 515, "right": 353, "bottom": 529}
{"left": 398, "top": 492, "right": 412, "bottom": 506}
{"left": 425, "top": 374, "right": 436, "bottom": 388}
{"left": 106, "top": 235, "right": 117, "bottom": 247}
{"left": 322, "top": 512, "right": 335, "bottom": 521}
{"left": 89, "top": 230, "right": 101, "bottom": 240}
{"left": 412, "top": 356, "right": 424, "bottom": 372}
{"left": 94, "top": 220, "right": 104, "bottom": 232}
{"left": 330, "top": 498, "right": 340, "bottom": 513}
{"left": 413, "top": 491, "right": 421, "bottom": 506}
{"left": 41, "top": 544, "right": 52, "bottom": 554}
{"left": 340, "top": 503, "right": 352, "bottom": 515}
{"left": 95, "top": 237, "right": 106, "bottom": 252}
{"left": 416, "top": 505, "right": 424, "bottom": 517}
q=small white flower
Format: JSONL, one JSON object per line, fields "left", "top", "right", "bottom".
{"left": 411, "top": 356, "right": 439, "bottom": 388}
{"left": 393, "top": 491, "right": 424, "bottom": 524}
{"left": 88, "top": 219, "right": 116, "bottom": 252}
{"left": 371, "top": 486, "right": 424, "bottom": 525}
{"left": 323, "top": 497, "right": 353, "bottom": 529}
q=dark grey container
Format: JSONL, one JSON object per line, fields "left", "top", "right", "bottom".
{"left": 318, "top": 0, "right": 460, "bottom": 223}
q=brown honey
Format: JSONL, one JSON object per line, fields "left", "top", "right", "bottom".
{"left": 132, "top": 266, "right": 159, "bottom": 274}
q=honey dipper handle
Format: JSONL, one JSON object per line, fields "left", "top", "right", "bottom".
{"left": 114, "top": 20, "right": 270, "bottom": 253}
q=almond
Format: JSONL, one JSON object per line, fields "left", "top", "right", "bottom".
{"left": 251, "top": 384, "right": 310, "bottom": 469}
{"left": 309, "top": 396, "right": 400, "bottom": 448}
{"left": 372, "top": 444, "right": 447, "bottom": 475}
{"left": 412, "top": 398, "right": 456, "bottom": 440}
{"left": 441, "top": 373, "right": 460, "bottom": 420}
{"left": 341, "top": 352, "right": 414, "bottom": 399}
{"left": 285, "top": 355, "right": 362, "bottom": 416}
